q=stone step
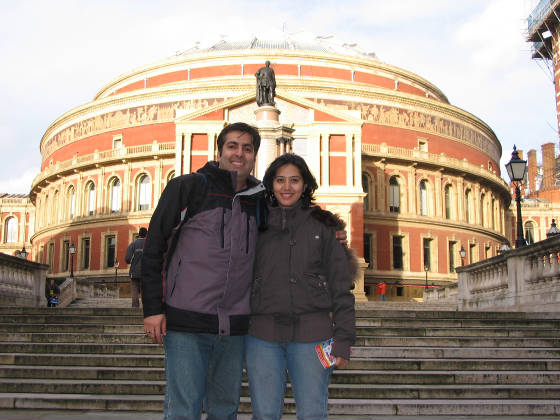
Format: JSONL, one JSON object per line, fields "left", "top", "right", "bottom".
{"left": 1, "top": 394, "right": 559, "bottom": 416}
{"left": 355, "top": 326, "right": 560, "bottom": 337}
{"left": 353, "top": 346, "right": 560, "bottom": 359}
{"left": 4, "top": 333, "right": 559, "bottom": 347}
{"left": 0, "top": 342, "right": 164, "bottom": 355}
{"left": 357, "top": 336, "right": 560, "bottom": 347}
{"left": 1, "top": 353, "right": 558, "bottom": 372}
{"left": 3, "top": 306, "right": 560, "bottom": 320}
{"left": 2, "top": 379, "right": 560, "bottom": 400}
{"left": 5, "top": 323, "right": 560, "bottom": 338}
{"left": 0, "top": 324, "right": 143, "bottom": 334}
{"left": 0, "top": 315, "right": 144, "bottom": 325}
{"left": 69, "top": 298, "right": 134, "bottom": 308}
{"left": 1, "top": 365, "right": 559, "bottom": 385}
{"left": 356, "top": 319, "right": 560, "bottom": 329}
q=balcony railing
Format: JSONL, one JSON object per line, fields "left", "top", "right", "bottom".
{"left": 425, "top": 234, "right": 560, "bottom": 311}
{"left": 33, "top": 141, "right": 176, "bottom": 189}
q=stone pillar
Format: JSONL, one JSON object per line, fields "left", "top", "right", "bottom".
{"left": 353, "top": 258, "right": 369, "bottom": 302}
{"left": 321, "top": 134, "right": 330, "bottom": 187}
{"left": 254, "top": 106, "right": 281, "bottom": 180}
{"left": 175, "top": 133, "right": 183, "bottom": 176}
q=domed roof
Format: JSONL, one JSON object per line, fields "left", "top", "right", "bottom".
{"left": 171, "top": 34, "right": 378, "bottom": 61}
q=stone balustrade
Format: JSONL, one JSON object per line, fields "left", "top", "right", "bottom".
{"left": 425, "top": 234, "right": 560, "bottom": 311}
{"left": 0, "top": 253, "right": 49, "bottom": 307}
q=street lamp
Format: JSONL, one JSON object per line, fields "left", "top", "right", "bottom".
{"left": 505, "top": 146, "right": 528, "bottom": 248}
{"left": 424, "top": 265, "right": 429, "bottom": 290}
{"left": 19, "top": 246, "right": 28, "bottom": 260}
{"left": 459, "top": 245, "right": 466, "bottom": 266}
{"left": 68, "top": 244, "right": 76, "bottom": 278}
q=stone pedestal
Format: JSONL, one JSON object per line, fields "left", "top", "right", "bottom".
{"left": 253, "top": 106, "right": 294, "bottom": 179}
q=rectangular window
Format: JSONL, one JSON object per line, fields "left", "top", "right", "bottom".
{"left": 423, "top": 238, "right": 431, "bottom": 271}
{"left": 418, "top": 138, "right": 428, "bottom": 152}
{"left": 469, "top": 243, "right": 476, "bottom": 264}
{"left": 82, "top": 238, "right": 90, "bottom": 269}
{"left": 393, "top": 236, "right": 403, "bottom": 270}
{"left": 62, "top": 240, "right": 70, "bottom": 272}
{"left": 449, "top": 241, "right": 456, "bottom": 273}
{"left": 396, "top": 286, "right": 403, "bottom": 296}
{"left": 486, "top": 245, "right": 491, "bottom": 260}
{"left": 364, "top": 234, "right": 372, "bottom": 268}
{"left": 48, "top": 242, "right": 55, "bottom": 273}
{"left": 106, "top": 235, "right": 116, "bottom": 268}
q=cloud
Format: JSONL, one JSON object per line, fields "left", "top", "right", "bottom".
{"left": 0, "top": 169, "right": 37, "bottom": 195}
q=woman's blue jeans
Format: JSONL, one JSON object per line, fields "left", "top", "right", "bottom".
{"left": 163, "top": 330, "right": 245, "bottom": 420}
{"left": 245, "top": 335, "right": 332, "bottom": 420}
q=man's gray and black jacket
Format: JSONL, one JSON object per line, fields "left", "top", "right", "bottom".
{"left": 141, "top": 161, "right": 265, "bottom": 336}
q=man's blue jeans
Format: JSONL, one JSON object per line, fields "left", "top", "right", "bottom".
{"left": 163, "top": 330, "right": 245, "bottom": 420}
{"left": 245, "top": 335, "right": 332, "bottom": 420}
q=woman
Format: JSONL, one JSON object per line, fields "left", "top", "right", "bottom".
{"left": 246, "top": 153, "right": 356, "bottom": 420}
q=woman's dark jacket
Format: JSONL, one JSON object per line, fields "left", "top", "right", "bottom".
{"left": 249, "top": 203, "right": 356, "bottom": 359}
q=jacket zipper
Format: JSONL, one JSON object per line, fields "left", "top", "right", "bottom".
{"left": 246, "top": 213, "right": 250, "bottom": 253}
{"left": 221, "top": 208, "right": 225, "bottom": 248}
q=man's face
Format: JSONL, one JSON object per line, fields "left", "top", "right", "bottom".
{"left": 218, "top": 130, "right": 256, "bottom": 184}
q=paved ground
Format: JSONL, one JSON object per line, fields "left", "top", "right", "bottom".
{"left": 0, "top": 411, "right": 557, "bottom": 420}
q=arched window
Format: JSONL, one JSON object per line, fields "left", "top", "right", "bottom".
{"left": 389, "top": 176, "right": 400, "bottom": 213}
{"left": 525, "top": 221, "right": 535, "bottom": 245}
{"left": 138, "top": 174, "right": 151, "bottom": 211}
{"left": 4, "top": 217, "right": 17, "bottom": 243}
{"left": 419, "top": 180, "right": 428, "bottom": 216}
{"left": 110, "top": 178, "right": 121, "bottom": 213}
{"left": 444, "top": 184, "right": 452, "bottom": 219}
{"left": 67, "top": 186, "right": 75, "bottom": 219}
{"left": 491, "top": 198, "right": 496, "bottom": 230}
{"left": 362, "top": 172, "right": 370, "bottom": 211}
{"left": 480, "top": 194, "right": 486, "bottom": 227}
{"left": 465, "top": 189, "right": 472, "bottom": 223}
{"left": 86, "top": 182, "right": 95, "bottom": 216}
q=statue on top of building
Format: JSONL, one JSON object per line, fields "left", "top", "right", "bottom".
{"left": 255, "top": 61, "right": 276, "bottom": 106}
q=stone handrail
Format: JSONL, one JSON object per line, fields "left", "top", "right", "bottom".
{"left": 426, "top": 234, "right": 560, "bottom": 311}
{"left": 33, "top": 141, "right": 176, "bottom": 188}
{"left": 361, "top": 143, "right": 507, "bottom": 189}
{"left": 0, "top": 253, "right": 49, "bottom": 307}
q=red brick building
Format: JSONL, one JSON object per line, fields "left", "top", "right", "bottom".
{"left": 28, "top": 38, "right": 510, "bottom": 300}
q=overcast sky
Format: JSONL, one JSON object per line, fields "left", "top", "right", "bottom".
{"left": 0, "top": 0, "right": 555, "bottom": 193}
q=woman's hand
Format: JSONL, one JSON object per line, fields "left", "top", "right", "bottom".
{"left": 334, "top": 356, "right": 349, "bottom": 368}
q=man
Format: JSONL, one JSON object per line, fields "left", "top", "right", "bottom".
{"left": 141, "top": 122, "right": 264, "bottom": 420}
{"left": 125, "top": 227, "right": 147, "bottom": 308}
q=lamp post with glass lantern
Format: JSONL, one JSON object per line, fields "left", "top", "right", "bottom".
{"left": 505, "top": 146, "right": 528, "bottom": 248}
{"left": 68, "top": 244, "right": 76, "bottom": 278}
{"left": 459, "top": 245, "right": 466, "bottom": 266}
{"left": 19, "top": 245, "right": 28, "bottom": 260}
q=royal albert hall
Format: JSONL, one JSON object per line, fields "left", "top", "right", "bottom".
{"left": 29, "top": 38, "right": 512, "bottom": 301}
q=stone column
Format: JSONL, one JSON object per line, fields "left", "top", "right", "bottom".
{"left": 321, "top": 134, "right": 330, "bottom": 187}
{"left": 353, "top": 258, "right": 369, "bottom": 302}
{"left": 254, "top": 106, "right": 281, "bottom": 180}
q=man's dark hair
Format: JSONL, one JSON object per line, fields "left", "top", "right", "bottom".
{"left": 217, "top": 122, "right": 261, "bottom": 154}
{"left": 138, "top": 227, "right": 148, "bottom": 238}
{"left": 262, "top": 153, "right": 318, "bottom": 208}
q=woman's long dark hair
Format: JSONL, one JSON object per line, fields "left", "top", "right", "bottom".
{"left": 262, "top": 153, "right": 318, "bottom": 208}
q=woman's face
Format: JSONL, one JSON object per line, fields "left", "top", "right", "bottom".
{"left": 273, "top": 164, "right": 306, "bottom": 207}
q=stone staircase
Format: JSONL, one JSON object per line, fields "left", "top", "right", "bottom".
{"left": 0, "top": 306, "right": 559, "bottom": 417}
